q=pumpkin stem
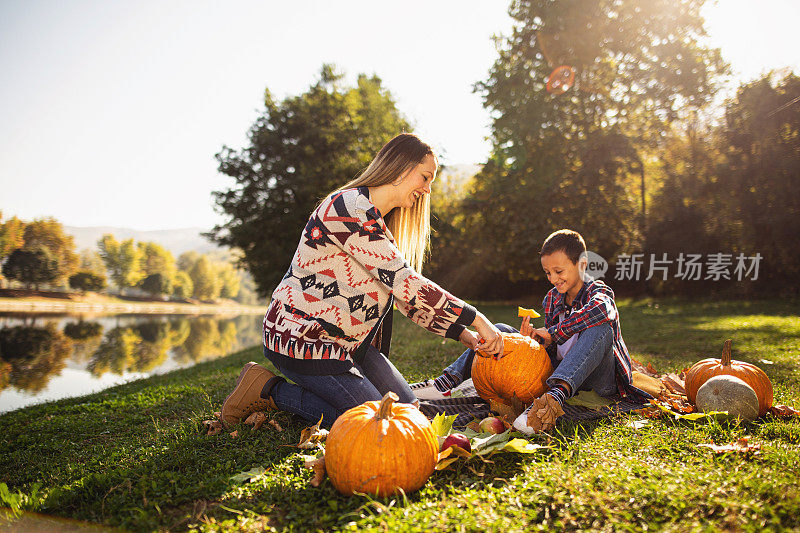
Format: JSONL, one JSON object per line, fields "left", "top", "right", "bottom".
{"left": 721, "top": 339, "right": 733, "bottom": 366}
{"left": 377, "top": 391, "right": 399, "bottom": 420}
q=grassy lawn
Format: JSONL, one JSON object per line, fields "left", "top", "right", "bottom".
{"left": 1, "top": 298, "right": 799, "bottom": 531}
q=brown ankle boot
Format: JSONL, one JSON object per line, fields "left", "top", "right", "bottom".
{"left": 221, "top": 362, "right": 280, "bottom": 426}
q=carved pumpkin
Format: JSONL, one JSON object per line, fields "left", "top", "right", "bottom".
{"left": 325, "top": 392, "right": 438, "bottom": 497}
{"left": 685, "top": 339, "right": 773, "bottom": 416}
{"left": 472, "top": 332, "right": 554, "bottom": 405}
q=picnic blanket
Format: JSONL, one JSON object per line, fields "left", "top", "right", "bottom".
{"left": 417, "top": 379, "right": 646, "bottom": 428}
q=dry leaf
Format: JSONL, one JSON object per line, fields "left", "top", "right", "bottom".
{"left": 268, "top": 419, "right": 284, "bottom": 432}
{"left": 661, "top": 373, "right": 687, "bottom": 396}
{"left": 203, "top": 420, "right": 223, "bottom": 436}
{"left": 297, "top": 416, "right": 329, "bottom": 449}
{"left": 665, "top": 396, "right": 694, "bottom": 414}
{"left": 213, "top": 411, "right": 221, "bottom": 418}
{"left": 466, "top": 420, "right": 482, "bottom": 433}
{"left": 303, "top": 456, "right": 326, "bottom": 487}
{"left": 645, "top": 363, "right": 659, "bottom": 377}
{"left": 632, "top": 371, "right": 666, "bottom": 398}
{"left": 698, "top": 437, "right": 761, "bottom": 455}
{"left": 768, "top": 404, "right": 800, "bottom": 418}
{"left": 634, "top": 404, "right": 665, "bottom": 419}
{"left": 244, "top": 412, "right": 268, "bottom": 430}
{"left": 229, "top": 430, "right": 239, "bottom": 438}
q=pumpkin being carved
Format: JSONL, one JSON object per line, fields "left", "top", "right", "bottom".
{"left": 325, "top": 392, "right": 438, "bottom": 497}
{"left": 685, "top": 339, "right": 773, "bottom": 416}
{"left": 472, "top": 332, "right": 554, "bottom": 405}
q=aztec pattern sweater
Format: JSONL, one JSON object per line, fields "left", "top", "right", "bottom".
{"left": 262, "top": 186, "right": 477, "bottom": 371}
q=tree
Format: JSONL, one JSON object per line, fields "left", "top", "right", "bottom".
{"left": 98, "top": 235, "right": 145, "bottom": 291}
{"left": 217, "top": 263, "right": 241, "bottom": 299}
{"left": 22, "top": 218, "right": 79, "bottom": 284}
{"left": 69, "top": 271, "right": 108, "bottom": 293}
{"left": 431, "top": 0, "right": 728, "bottom": 295}
{"left": 138, "top": 242, "right": 177, "bottom": 284}
{"left": 188, "top": 256, "right": 220, "bottom": 301}
{"left": 208, "top": 64, "right": 411, "bottom": 295}
{"left": 79, "top": 249, "right": 106, "bottom": 276}
{"left": 0, "top": 214, "right": 25, "bottom": 260}
{"left": 2, "top": 248, "right": 60, "bottom": 290}
{"left": 172, "top": 271, "right": 193, "bottom": 299}
{"left": 139, "top": 272, "right": 172, "bottom": 297}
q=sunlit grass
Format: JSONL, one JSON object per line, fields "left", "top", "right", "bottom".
{"left": 1, "top": 298, "right": 798, "bottom": 531}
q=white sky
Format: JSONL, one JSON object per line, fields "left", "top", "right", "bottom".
{"left": 1, "top": 0, "right": 798, "bottom": 231}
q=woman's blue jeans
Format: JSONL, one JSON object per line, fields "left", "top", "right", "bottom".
{"left": 266, "top": 345, "right": 416, "bottom": 428}
{"left": 441, "top": 322, "right": 617, "bottom": 399}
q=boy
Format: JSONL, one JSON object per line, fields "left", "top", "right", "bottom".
{"left": 412, "top": 229, "right": 642, "bottom": 434}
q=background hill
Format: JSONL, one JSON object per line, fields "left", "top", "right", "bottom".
{"left": 64, "top": 226, "right": 221, "bottom": 255}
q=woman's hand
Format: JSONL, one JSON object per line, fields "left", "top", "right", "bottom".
{"left": 459, "top": 328, "right": 480, "bottom": 351}
{"left": 473, "top": 314, "right": 504, "bottom": 358}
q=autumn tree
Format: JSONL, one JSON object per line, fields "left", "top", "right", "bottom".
{"left": 429, "top": 0, "right": 728, "bottom": 296}
{"left": 2, "top": 248, "right": 60, "bottom": 290}
{"left": 209, "top": 64, "right": 411, "bottom": 295}
{"left": 97, "top": 235, "right": 145, "bottom": 291}
{"left": 21, "top": 218, "right": 79, "bottom": 285}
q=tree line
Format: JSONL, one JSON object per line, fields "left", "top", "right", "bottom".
{"left": 209, "top": 0, "right": 800, "bottom": 300}
{"left": 0, "top": 215, "right": 261, "bottom": 303}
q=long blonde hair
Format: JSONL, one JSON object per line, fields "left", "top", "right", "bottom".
{"left": 331, "top": 133, "right": 434, "bottom": 273}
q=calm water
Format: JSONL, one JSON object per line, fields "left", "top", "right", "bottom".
{"left": 0, "top": 312, "right": 264, "bottom": 414}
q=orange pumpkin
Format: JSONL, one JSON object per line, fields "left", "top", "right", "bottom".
{"left": 325, "top": 392, "right": 438, "bottom": 497}
{"left": 684, "top": 339, "right": 774, "bottom": 416}
{"left": 472, "top": 332, "right": 554, "bottom": 405}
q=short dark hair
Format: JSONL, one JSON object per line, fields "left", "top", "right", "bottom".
{"left": 540, "top": 229, "right": 587, "bottom": 264}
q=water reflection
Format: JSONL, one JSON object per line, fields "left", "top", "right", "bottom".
{"left": 0, "top": 313, "right": 263, "bottom": 413}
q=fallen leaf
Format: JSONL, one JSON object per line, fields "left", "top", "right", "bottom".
{"left": 203, "top": 420, "right": 223, "bottom": 436}
{"left": 768, "top": 404, "right": 800, "bottom": 418}
{"left": 645, "top": 363, "right": 659, "bottom": 377}
{"left": 665, "top": 397, "right": 695, "bottom": 414}
{"left": 297, "top": 416, "right": 329, "bottom": 449}
{"left": 303, "top": 456, "right": 326, "bottom": 487}
{"left": 213, "top": 411, "right": 221, "bottom": 418}
{"left": 632, "top": 371, "right": 666, "bottom": 398}
{"left": 229, "top": 430, "right": 239, "bottom": 438}
{"left": 430, "top": 413, "right": 458, "bottom": 438}
{"left": 758, "top": 359, "right": 775, "bottom": 365}
{"left": 698, "top": 437, "right": 761, "bottom": 455}
{"left": 244, "top": 412, "right": 268, "bottom": 430}
{"left": 502, "top": 438, "right": 548, "bottom": 454}
{"left": 230, "top": 466, "right": 267, "bottom": 483}
{"left": 466, "top": 420, "right": 482, "bottom": 433}
{"left": 625, "top": 419, "right": 652, "bottom": 429}
{"left": 661, "top": 373, "right": 687, "bottom": 395}
{"left": 268, "top": 419, "right": 284, "bottom": 432}
{"left": 566, "top": 390, "right": 614, "bottom": 410}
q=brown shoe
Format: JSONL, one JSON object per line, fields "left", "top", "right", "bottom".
{"left": 221, "top": 362, "right": 279, "bottom": 426}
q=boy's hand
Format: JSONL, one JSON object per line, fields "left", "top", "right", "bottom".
{"left": 459, "top": 328, "right": 480, "bottom": 351}
{"left": 532, "top": 328, "right": 552, "bottom": 348}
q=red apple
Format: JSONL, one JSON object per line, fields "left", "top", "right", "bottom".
{"left": 441, "top": 433, "right": 471, "bottom": 453}
{"left": 479, "top": 416, "right": 506, "bottom": 434}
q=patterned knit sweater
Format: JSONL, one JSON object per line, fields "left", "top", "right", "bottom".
{"left": 262, "top": 186, "right": 476, "bottom": 370}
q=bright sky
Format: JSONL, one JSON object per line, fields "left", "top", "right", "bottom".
{"left": 1, "top": 0, "right": 798, "bottom": 231}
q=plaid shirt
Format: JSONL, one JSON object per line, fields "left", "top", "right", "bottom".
{"left": 542, "top": 279, "right": 635, "bottom": 397}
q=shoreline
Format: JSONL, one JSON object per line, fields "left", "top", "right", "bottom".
{"left": 0, "top": 297, "right": 265, "bottom": 315}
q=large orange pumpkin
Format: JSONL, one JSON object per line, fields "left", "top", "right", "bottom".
{"left": 325, "top": 392, "right": 438, "bottom": 497}
{"left": 472, "top": 332, "right": 554, "bottom": 405}
{"left": 684, "top": 339, "right": 773, "bottom": 416}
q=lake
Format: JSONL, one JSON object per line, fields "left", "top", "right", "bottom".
{"left": 0, "top": 312, "right": 265, "bottom": 414}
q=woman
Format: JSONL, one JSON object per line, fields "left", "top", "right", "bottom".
{"left": 220, "top": 133, "right": 503, "bottom": 428}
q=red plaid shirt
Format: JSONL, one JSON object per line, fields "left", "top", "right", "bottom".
{"left": 543, "top": 279, "right": 635, "bottom": 396}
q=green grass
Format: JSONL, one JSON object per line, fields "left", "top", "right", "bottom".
{"left": 1, "top": 298, "right": 799, "bottom": 531}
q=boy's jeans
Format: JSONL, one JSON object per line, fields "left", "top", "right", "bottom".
{"left": 265, "top": 344, "right": 416, "bottom": 428}
{"left": 441, "top": 322, "right": 617, "bottom": 399}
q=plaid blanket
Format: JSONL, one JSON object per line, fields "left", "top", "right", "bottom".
{"left": 417, "top": 379, "right": 646, "bottom": 428}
